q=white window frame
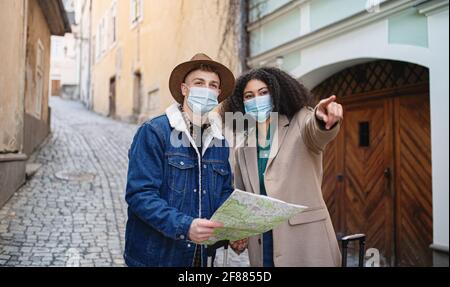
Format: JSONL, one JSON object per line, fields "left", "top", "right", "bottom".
{"left": 95, "top": 1, "right": 118, "bottom": 62}
{"left": 109, "top": 1, "right": 118, "bottom": 46}
{"left": 95, "top": 16, "right": 107, "bottom": 60}
{"left": 101, "top": 16, "right": 107, "bottom": 54}
{"left": 130, "top": 0, "right": 143, "bottom": 28}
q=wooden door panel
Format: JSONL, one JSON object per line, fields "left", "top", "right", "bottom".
{"left": 322, "top": 136, "right": 341, "bottom": 233}
{"left": 109, "top": 78, "right": 116, "bottom": 117}
{"left": 318, "top": 61, "right": 432, "bottom": 267}
{"left": 51, "top": 80, "right": 61, "bottom": 96}
{"left": 395, "top": 92, "right": 433, "bottom": 266}
{"left": 342, "top": 98, "right": 394, "bottom": 266}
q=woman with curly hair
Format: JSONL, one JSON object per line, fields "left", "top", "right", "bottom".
{"left": 226, "top": 67, "right": 343, "bottom": 267}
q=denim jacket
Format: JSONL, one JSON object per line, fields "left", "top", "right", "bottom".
{"left": 124, "top": 103, "right": 233, "bottom": 267}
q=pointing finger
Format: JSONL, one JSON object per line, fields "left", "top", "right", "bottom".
{"left": 320, "top": 95, "right": 337, "bottom": 108}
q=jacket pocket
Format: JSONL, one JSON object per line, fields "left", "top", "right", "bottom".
{"left": 211, "top": 163, "right": 230, "bottom": 205}
{"left": 288, "top": 207, "right": 328, "bottom": 225}
{"left": 167, "top": 156, "right": 196, "bottom": 193}
{"left": 212, "top": 164, "right": 229, "bottom": 182}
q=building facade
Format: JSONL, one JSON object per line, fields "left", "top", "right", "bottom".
{"left": 50, "top": 33, "right": 79, "bottom": 99}
{"left": 81, "top": 0, "right": 242, "bottom": 123}
{"left": 0, "top": 0, "right": 71, "bottom": 207}
{"left": 75, "top": 0, "right": 94, "bottom": 109}
{"left": 246, "top": 0, "right": 448, "bottom": 266}
{"left": 67, "top": 0, "right": 448, "bottom": 267}
{"left": 50, "top": 0, "right": 79, "bottom": 100}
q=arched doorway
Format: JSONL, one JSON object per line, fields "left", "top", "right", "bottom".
{"left": 312, "top": 60, "right": 433, "bottom": 266}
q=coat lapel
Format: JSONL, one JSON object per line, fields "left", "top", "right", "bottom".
{"left": 243, "top": 146, "right": 259, "bottom": 195}
{"left": 266, "top": 114, "right": 290, "bottom": 171}
{"left": 243, "top": 127, "right": 260, "bottom": 195}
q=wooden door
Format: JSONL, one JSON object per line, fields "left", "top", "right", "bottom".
{"left": 322, "top": 85, "right": 433, "bottom": 266}
{"left": 341, "top": 96, "right": 395, "bottom": 266}
{"left": 394, "top": 85, "right": 433, "bottom": 266}
{"left": 51, "top": 79, "right": 61, "bottom": 96}
{"left": 109, "top": 77, "right": 116, "bottom": 118}
{"left": 317, "top": 61, "right": 432, "bottom": 266}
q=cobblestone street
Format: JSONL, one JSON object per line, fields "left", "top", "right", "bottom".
{"left": 0, "top": 97, "right": 249, "bottom": 267}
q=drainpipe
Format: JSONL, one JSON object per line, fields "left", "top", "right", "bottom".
{"left": 18, "top": 0, "right": 29, "bottom": 152}
{"left": 77, "top": 0, "right": 84, "bottom": 104}
{"left": 238, "top": 0, "right": 249, "bottom": 73}
{"left": 87, "top": 0, "right": 93, "bottom": 110}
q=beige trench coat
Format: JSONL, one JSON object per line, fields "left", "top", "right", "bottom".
{"left": 233, "top": 106, "right": 342, "bottom": 267}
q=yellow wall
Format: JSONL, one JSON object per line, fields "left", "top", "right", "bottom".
{"left": 91, "top": 0, "right": 239, "bottom": 122}
{"left": 25, "top": 0, "right": 52, "bottom": 124}
{"left": 0, "top": 0, "right": 56, "bottom": 153}
{"left": 0, "top": 0, "right": 27, "bottom": 153}
{"left": 91, "top": 0, "right": 117, "bottom": 117}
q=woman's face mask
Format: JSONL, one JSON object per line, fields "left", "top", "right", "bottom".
{"left": 244, "top": 94, "right": 273, "bottom": 123}
{"left": 186, "top": 87, "right": 219, "bottom": 115}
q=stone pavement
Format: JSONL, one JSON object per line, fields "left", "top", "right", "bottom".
{"left": 0, "top": 97, "right": 249, "bottom": 267}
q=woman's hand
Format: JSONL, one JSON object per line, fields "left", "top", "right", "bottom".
{"left": 188, "top": 219, "right": 223, "bottom": 244}
{"left": 230, "top": 238, "right": 249, "bottom": 255}
{"left": 315, "top": 95, "right": 344, "bottom": 130}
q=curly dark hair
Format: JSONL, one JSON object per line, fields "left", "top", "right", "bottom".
{"left": 223, "top": 67, "right": 313, "bottom": 119}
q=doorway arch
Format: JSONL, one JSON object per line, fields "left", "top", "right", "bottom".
{"left": 312, "top": 60, "right": 432, "bottom": 266}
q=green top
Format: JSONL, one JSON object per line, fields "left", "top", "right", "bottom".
{"left": 256, "top": 123, "right": 275, "bottom": 267}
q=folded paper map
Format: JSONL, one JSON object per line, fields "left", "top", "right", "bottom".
{"left": 205, "top": 189, "right": 308, "bottom": 245}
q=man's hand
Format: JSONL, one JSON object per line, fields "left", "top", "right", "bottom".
{"left": 230, "top": 238, "right": 248, "bottom": 255}
{"left": 315, "top": 95, "right": 343, "bottom": 130}
{"left": 188, "top": 219, "right": 223, "bottom": 244}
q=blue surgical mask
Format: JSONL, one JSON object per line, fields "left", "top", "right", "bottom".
{"left": 244, "top": 95, "right": 273, "bottom": 122}
{"left": 187, "top": 87, "right": 219, "bottom": 115}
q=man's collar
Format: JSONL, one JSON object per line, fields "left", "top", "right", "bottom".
{"left": 165, "top": 103, "right": 224, "bottom": 140}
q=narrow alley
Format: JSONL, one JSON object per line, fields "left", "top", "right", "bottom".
{"left": 0, "top": 97, "right": 249, "bottom": 267}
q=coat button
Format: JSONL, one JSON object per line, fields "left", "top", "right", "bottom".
{"left": 193, "top": 189, "right": 197, "bottom": 193}
{"left": 203, "top": 164, "right": 207, "bottom": 169}
{"left": 180, "top": 161, "right": 185, "bottom": 166}
{"left": 187, "top": 244, "right": 191, "bottom": 248}
{"left": 203, "top": 190, "right": 206, "bottom": 194}
{"left": 180, "top": 235, "right": 185, "bottom": 240}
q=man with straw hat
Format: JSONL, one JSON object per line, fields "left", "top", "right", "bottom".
{"left": 124, "top": 53, "right": 235, "bottom": 267}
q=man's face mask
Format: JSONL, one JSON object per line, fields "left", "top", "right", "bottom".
{"left": 186, "top": 87, "right": 219, "bottom": 116}
{"left": 244, "top": 94, "right": 273, "bottom": 123}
